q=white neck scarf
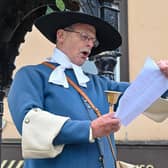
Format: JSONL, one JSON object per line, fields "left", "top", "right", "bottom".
{"left": 46, "top": 48, "right": 90, "bottom": 88}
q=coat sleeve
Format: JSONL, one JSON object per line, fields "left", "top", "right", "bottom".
{"left": 8, "top": 66, "right": 45, "bottom": 134}
{"left": 22, "top": 108, "right": 69, "bottom": 158}
{"left": 8, "top": 66, "right": 93, "bottom": 158}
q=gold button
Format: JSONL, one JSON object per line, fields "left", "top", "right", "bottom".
{"left": 34, "top": 109, "right": 38, "bottom": 112}
{"left": 83, "top": 99, "right": 87, "bottom": 103}
{"left": 99, "top": 156, "right": 103, "bottom": 162}
{"left": 25, "top": 118, "right": 30, "bottom": 124}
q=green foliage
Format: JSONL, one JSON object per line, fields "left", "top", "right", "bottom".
{"left": 45, "top": 5, "right": 54, "bottom": 14}
{"left": 45, "top": 0, "right": 66, "bottom": 15}
{"left": 55, "top": 0, "right": 65, "bottom": 11}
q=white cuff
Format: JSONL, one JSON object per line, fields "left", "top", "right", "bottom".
{"left": 143, "top": 98, "right": 168, "bottom": 122}
{"left": 89, "top": 127, "right": 95, "bottom": 143}
{"left": 22, "top": 108, "right": 70, "bottom": 159}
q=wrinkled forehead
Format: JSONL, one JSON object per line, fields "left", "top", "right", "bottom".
{"left": 68, "top": 23, "right": 96, "bottom": 34}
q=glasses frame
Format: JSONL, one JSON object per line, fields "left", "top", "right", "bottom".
{"left": 64, "top": 28, "right": 99, "bottom": 48}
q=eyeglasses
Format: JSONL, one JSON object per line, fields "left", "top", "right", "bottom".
{"left": 64, "top": 28, "right": 99, "bottom": 48}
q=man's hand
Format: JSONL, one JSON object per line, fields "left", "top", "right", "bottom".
{"left": 157, "top": 60, "right": 168, "bottom": 78}
{"left": 91, "top": 112, "right": 121, "bottom": 139}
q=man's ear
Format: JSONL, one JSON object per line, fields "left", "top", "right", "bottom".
{"left": 56, "top": 29, "right": 65, "bottom": 42}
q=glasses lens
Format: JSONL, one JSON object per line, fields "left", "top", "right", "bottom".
{"left": 64, "top": 28, "right": 99, "bottom": 48}
{"left": 80, "top": 33, "right": 89, "bottom": 41}
{"left": 80, "top": 32, "right": 99, "bottom": 48}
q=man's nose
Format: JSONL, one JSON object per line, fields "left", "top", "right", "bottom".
{"left": 86, "top": 39, "right": 94, "bottom": 48}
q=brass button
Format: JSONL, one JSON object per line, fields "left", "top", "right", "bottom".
{"left": 99, "top": 156, "right": 103, "bottom": 162}
{"left": 34, "top": 108, "right": 38, "bottom": 112}
{"left": 25, "top": 118, "right": 30, "bottom": 124}
{"left": 83, "top": 99, "right": 87, "bottom": 103}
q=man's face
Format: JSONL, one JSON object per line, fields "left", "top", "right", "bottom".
{"left": 56, "top": 23, "right": 97, "bottom": 66}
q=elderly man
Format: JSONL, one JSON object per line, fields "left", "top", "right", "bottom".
{"left": 8, "top": 11, "right": 168, "bottom": 168}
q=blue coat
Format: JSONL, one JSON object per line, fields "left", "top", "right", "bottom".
{"left": 8, "top": 63, "right": 129, "bottom": 168}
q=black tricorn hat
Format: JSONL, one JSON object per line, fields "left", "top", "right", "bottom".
{"left": 34, "top": 11, "right": 122, "bottom": 56}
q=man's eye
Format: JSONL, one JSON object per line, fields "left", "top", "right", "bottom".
{"left": 82, "top": 35, "right": 89, "bottom": 41}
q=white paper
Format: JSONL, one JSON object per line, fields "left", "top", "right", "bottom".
{"left": 114, "top": 57, "right": 168, "bottom": 126}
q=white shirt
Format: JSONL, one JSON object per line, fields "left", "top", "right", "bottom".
{"left": 46, "top": 48, "right": 90, "bottom": 88}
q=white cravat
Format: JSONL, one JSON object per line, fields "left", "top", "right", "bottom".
{"left": 46, "top": 48, "right": 90, "bottom": 88}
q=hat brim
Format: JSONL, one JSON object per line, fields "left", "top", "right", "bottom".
{"left": 34, "top": 11, "right": 122, "bottom": 56}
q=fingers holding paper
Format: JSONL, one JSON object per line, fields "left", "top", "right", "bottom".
{"left": 157, "top": 60, "right": 168, "bottom": 77}
{"left": 91, "top": 112, "right": 121, "bottom": 138}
